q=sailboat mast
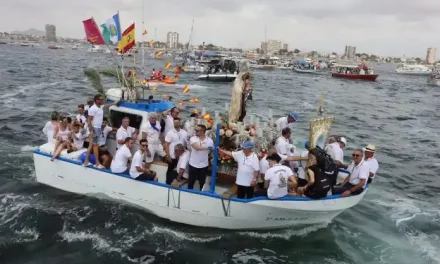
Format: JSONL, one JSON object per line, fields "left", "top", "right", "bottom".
{"left": 141, "top": 0, "right": 145, "bottom": 70}
{"left": 187, "top": 19, "right": 194, "bottom": 52}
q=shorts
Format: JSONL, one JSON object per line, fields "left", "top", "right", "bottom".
{"left": 83, "top": 141, "right": 90, "bottom": 149}
{"left": 135, "top": 172, "right": 156, "bottom": 181}
{"left": 145, "top": 144, "right": 166, "bottom": 163}
{"left": 92, "top": 127, "right": 102, "bottom": 144}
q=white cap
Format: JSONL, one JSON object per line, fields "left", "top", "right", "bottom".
{"left": 339, "top": 137, "right": 347, "bottom": 146}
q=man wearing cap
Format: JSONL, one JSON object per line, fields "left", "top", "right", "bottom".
{"left": 219, "top": 141, "right": 260, "bottom": 199}
{"left": 275, "top": 112, "right": 298, "bottom": 133}
{"left": 363, "top": 144, "right": 379, "bottom": 184}
{"left": 257, "top": 153, "right": 296, "bottom": 199}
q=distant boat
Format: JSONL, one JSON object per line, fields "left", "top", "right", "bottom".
{"left": 332, "top": 64, "right": 379, "bottom": 81}
{"left": 395, "top": 63, "right": 431, "bottom": 76}
{"left": 48, "top": 45, "right": 63, "bottom": 50}
{"left": 72, "top": 44, "right": 80, "bottom": 50}
{"left": 0, "top": 41, "right": 7, "bottom": 45}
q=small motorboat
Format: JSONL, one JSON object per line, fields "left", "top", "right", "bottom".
{"left": 427, "top": 67, "right": 440, "bottom": 86}
{"left": 197, "top": 73, "right": 237, "bottom": 82}
{"left": 147, "top": 78, "right": 177, "bottom": 84}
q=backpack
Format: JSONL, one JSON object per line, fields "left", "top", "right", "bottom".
{"left": 309, "top": 146, "right": 337, "bottom": 174}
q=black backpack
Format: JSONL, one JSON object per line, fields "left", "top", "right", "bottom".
{"left": 309, "top": 146, "right": 337, "bottom": 174}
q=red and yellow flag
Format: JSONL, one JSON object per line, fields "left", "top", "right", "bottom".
{"left": 142, "top": 30, "right": 148, "bottom": 35}
{"left": 189, "top": 98, "right": 199, "bottom": 103}
{"left": 118, "top": 23, "right": 135, "bottom": 54}
{"left": 149, "top": 40, "right": 155, "bottom": 47}
{"left": 182, "top": 85, "right": 190, "bottom": 93}
{"left": 164, "top": 62, "right": 172, "bottom": 70}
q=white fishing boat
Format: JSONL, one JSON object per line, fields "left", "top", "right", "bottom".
{"left": 395, "top": 64, "right": 431, "bottom": 75}
{"left": 427, "top": 67, "right": 440, "bottom": 86}
{"left": 72, "top": 44, "right": 80, "bottom": 50}
{"left": 88, "top": 45, "right": 104, "bottom": 53}
{"left": 33, "top": 61, "right": 368, "bottom": 230}
{"left": 293, "top": 66, "right": 319, "bottom": 74}
{"left": 276, "top": 63, "right": 293, "bottom": 70}
{"left": 183, "top": 64, "right": 205, "bottom": 73}
{"left": 197, "top": 73, "right": 237, "bottom": 82}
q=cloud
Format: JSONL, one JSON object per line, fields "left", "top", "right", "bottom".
{"left": 0, "top": 0, "right": 439, "bottom": 57}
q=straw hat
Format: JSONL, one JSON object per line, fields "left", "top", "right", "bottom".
{"left": 363, "top": 144, "right": 376, "bottom": 153}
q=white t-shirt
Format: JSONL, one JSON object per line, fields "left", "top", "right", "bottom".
{"left": 43, "top": 121, "right": 57, "bottom": 144}
{"left": 326, "top": 142, "right": 343, "bottom": 162}
{"left": 189, "top": 136, "right": 214, "bottom": 168}
{"left": 142, "top": 121, "right": 161, "bottom": 145}
{"left": 165, "top": 129, "right": 188, "bottom": 159}
{"left": 97, "top": 126, "right": 113, "bottom": 146}
{"left": 72, "top": 132, "right": 86, "bottom": 149}
{"left": 275, "top": 116, "right": 289, "bottom": 132}
{"left": 88, "top": 104, "right": 104, "bottom": 128}
{"left": 297, "top": 150, "right": 309, "bottom": 179}
{"left": 347, "top": 160, "right": 369, "bottom": 187}
{"left": 129, "top": 150, "right": 145, "bottom": 178}
{"left": 111, "top": 144, "right": 132, "bottom": 173}
{"left": 176, "top": 150, "right": 190, "bottom": 179}
{"left": 264, "top": 164, "right": 293, "bottom": 199}
{"left": 76, "top": 114, "right": 87, "bottom": 124}
{"left": 164, "top": 114, "right": 175, "bottom": 136}
{"left": 116, "top": 126, "right": 136, "bottom": 149}
{"left": 364, "top": 158, "right": 379, "bottom": 179}
{"left": 275, "top": 136, "right": 290, "bottom": 155}
{"left": 259, "top": 153, "right": 287, "bottom": 174}
{"left": 232, "top": 151, "right": 260, "bottom": 187}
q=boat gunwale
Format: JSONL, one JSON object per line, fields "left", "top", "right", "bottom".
{"left": 33, "top": 149, "right": 367, "bottom": 204}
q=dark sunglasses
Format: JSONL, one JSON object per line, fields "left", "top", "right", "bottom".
{"left": 141, "top": 144, "right": 148, "bottom": 147}
{"left": 352, "top": 154, "right": 361, "bottom": 157}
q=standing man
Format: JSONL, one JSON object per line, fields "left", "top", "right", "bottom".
{"left": 188, "top": 124, "right": 214, "bottom": 190}
{"left": 116, "top": 117, "right": 138, "bottom": 149}
{"left": 141, "top": 113, "right": 166, "bottom": 168}
{"left": 275, "top": 112, "right": 299, "bottom": 133}
{"left": 164, "top": 117, "right": 188, "bottom": 175}
{"left": 84, "top": 94, "right": 113, "bottom": 168}
{"left": 162, "top": 107, "right": 180, "bottom": 136}
{"left": 219, "top": 141, "right": 260, "bottom": 199}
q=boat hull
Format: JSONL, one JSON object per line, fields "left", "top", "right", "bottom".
{"left": 395, "top": 71, "right": 430, "bottom": 76}
{"left": 332, "top": 73, "right": 378, "bottom": 81}
{"left": 197, "top": 74, "right": 237, "bottom": 82}
{"left": 33, "top": 150, "right": 366, "bottom": 230}
{"left": 427, "top": 78, "right": 440, "bottom": 86}
{"left": 294, "top": 68, "right": 319, "bottom": 74}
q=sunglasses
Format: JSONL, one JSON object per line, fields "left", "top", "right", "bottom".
{"left": 141, "top": 144, "right": 148, "bottom": 147}
{"left": 352, "top": 154, "right": 361, "bottom": 157}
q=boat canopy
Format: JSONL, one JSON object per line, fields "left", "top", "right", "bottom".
{"left": 296, "top": 59, "right": 311, "bottom": 65}
{"left": 333, "top": 64, "right": 360, "bottom": 68}
{"left": 195, "top": 51, "right": 217, "bottom": 57}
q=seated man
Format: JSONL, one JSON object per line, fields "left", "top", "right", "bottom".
{"left": 111, "top": 137, "right": 134, "bottom": 173}
{"left": 333, "top": 149, "right": 369, "bottom": 197}
{"left": 256, "top": 153, "right": 296, "bottom": 199}
{"left": 130, "top": 139, "right": 158, "bottom": 181}
{"left": 166, "top": 144, "right": 189, "bottom": 185}
{"left": 116, "top": 117, "right": 138, "bottom": 150}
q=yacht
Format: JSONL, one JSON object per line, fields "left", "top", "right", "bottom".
{"left": 88, "top": 45, "right": 104, "bottom": 53}
{"left": 395, "top": 64, "right": 431, "bottom": 75}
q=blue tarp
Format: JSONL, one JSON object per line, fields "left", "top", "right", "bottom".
{"left": 194, "top": 51, "right": 217, "bottom": 57}
{"left": 296, "top": 59, "right": 310, "bottom": 65}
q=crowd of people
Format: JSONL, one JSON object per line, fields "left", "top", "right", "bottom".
{"left": 42, "top": 97, "right": 379, "bottom": 200}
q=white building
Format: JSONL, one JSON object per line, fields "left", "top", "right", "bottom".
{"left": 267, "top": 40, "right": 282, "bottom": 54}
{"left": 344, "top": 45, "right": 356, "bottom": 59}
{"left": 166, "top": 32, "right": 179, "bottom": 49}
{"left": 426, "top": 47, "right": 437, "bottom": 64}
{"left": 45, "top": 24, "right": 57, "bottom": 42}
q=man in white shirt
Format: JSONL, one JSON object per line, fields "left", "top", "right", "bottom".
{"left": 141, "top": 113, "right": 166, "bottom": 167}
{"left": 219, "top": 141, "right": 259, "bottom": 199}
{"left": 162, "top": 106, "right": 180, "bottom": 136}
{"left": 188, "top": 124, "right": 214, "bottom": 190}
{"left": 84, "top": 94, "right": 113, "bottom": 168}
{"left": 275, "top": 127, "right": 292, "bottom": 155}
{"left": 129, "top": 139, "right": 157, "bottom": 181}
{"left": 261, "top": 153, "right": 296, "bottom": 199}
{"left": 333, "top": 149, "right": 369, "bottom": 197}
{"left": 116, "top": 117, "right": 138, "bottom": 149}
{"left": 363, "top": 144, "right": 379, "bottom": 184}
{"left": 166, "top": 144, "right": 189, "bottom": 184}
{"left": 275, "top": 112, "right": 298, "bottom": 133}
{"left": 111, "top": 137, "right": 135, "bottom": 173}
{"left": 164, "top": 117, "right": 188, "bottom": 174}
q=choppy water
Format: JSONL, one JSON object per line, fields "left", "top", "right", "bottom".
{"left": 0, "top": 45, "right": 439, "bottom": 264}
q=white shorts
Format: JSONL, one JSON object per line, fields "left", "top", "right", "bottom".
{"left": 145, "top": 144, "right": 166, "bottom": 163}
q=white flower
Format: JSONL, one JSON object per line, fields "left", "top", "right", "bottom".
{"left": 220, "top": 129, "right": 225, "bottom": 136}
{"left": 225, "top": 130, "right": 233, "bottom": 137}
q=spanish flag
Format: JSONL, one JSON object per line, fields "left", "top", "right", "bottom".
{"left": 179, "top": 100, "right": 184, "bottom": 106}
{"left": 189, "top": 98, "right": 199, "bottom": 103}
{"left": 155, "top": 51, "right": 163, "bottom": 56}
{"left": 182, "top": 85, "right": 190, "bottom": 93}
{"left": 164, "top": 62, "right": 172, "bottom": 70}
{"left": 142, "top": 30, "right": 148, "bottom": 35}
{"left": 149, "top": 40, "right": 155, "bottom": 47}
{"left": 151, "top": 86, "right": 157, "bottom": 91}
{"left": 118, "top": 23, "right": 135, "bottom": 54}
